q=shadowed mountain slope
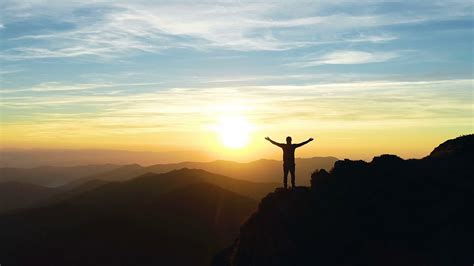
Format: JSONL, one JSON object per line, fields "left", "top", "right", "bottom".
{"left": 214, "top": 135, "right": 474, "bottom": 266}
{"left": 66, "top": 168, "right": 277, "bottom": 204}
{"left": 0, "top": 182, "right": 58, "bottom": 214}
{"left": 34, "top": 179, "right": 110, "bottom": 208}
{"left": 0, "top": 168, "right": 275, "bottom": 215}
{"left": 0, "top": 170, "right": 258, "bottom": 266}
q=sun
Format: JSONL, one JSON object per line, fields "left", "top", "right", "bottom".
{"left": 215, "top": 116, "right": 253, "bottom": 148}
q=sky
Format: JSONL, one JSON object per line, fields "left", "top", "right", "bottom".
{"left": 0, "top": 0, "right": 473, "bottom": 161}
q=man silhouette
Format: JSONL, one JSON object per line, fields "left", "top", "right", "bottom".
{"left": 265, "top": 136, "right": 314, "bottom": 189}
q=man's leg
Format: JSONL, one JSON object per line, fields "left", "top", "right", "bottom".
{"left": 290, "top": 165, "right": 296, "bottom": 188}
{"left": 283, "top": 164, "right": 289, "bottom": 189}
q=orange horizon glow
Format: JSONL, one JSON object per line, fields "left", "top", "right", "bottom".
{"left": 1, "top": 115, "right": 471, "bottom": 162}
{"left": 1, "top": 81, "right": 472, "bottom": 162}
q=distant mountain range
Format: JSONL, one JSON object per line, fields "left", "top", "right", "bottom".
{"left": 213, "top": 134, "right": 474, "bottom": 266}
{"left": 0, "top": 156, "right": 336, "bottom": 216}
{"left": 0, "top": 157, "right": 337, "bottom": 188}
{"left": 0, "top": 167, "right": 276, "bottom": 214}
{"left": 81, "top": 157, "right": 337, "bottom": 185}
{"left": 0, "top": 154, "right": 334, "bottom": 265}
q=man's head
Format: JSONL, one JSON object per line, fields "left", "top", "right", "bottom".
{"left": 286, "top": 136, "right": 292, "bottom": 144}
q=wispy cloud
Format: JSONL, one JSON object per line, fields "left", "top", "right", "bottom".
{"left": 1, "top": 81, "right": 162, "bottom": 93}
{"left": 0, "top": 68, "right": 22, "bottom": 75}
{"left": 2, "top": 78, "right": 471, "bottom": 124}
{"left": 1, "top": 1, "right": 470, "bottom": 60}
{"left": 291, "top": 50, "right": 399, "bottom": 67}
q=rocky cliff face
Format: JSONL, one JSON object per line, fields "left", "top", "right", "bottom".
{"left": 428, "top": 134, "right": 474, "bottom": 159}
{"left": 213, "top": 135, "right": 474, "bottom": 266}
{"left": 214, "top": 187, "right": 314, "bottom": 266}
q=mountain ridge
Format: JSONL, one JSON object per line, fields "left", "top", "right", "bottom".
{"left": 83, "top": 156, "right": 338, "bottom": 186}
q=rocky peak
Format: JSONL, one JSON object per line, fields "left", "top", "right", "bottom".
{"left": 428, "top": 134, "right": 474, "bottom": 159}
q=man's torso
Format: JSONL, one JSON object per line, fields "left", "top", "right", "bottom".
{"left": 281, "top": 144, "right": 297, "bottom": 165}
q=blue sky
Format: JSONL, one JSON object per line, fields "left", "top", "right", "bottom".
{"left": 0, "top": 0, "right": 473, "bottom": 159}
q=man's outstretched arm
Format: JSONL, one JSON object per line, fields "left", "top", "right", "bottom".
{"left": 295, "top": 137, "right": 314, "bottom": 148}
{"left": 265, "top": 136, "right": 283, "bottom": 147}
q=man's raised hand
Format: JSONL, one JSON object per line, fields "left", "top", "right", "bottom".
{"left": 265, "top": 136, "right": 271, "bottom": 141}
{"left": 309, "top": 137, "right": 314, "bottom": 141}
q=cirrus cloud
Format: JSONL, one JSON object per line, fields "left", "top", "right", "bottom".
{"left": 1, "top": 0, "right": 471, "bottom": 60}
{"left": 291, "top": 50, "right": 399, "bottom": 67}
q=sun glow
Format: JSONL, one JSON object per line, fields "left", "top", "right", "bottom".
{"left": 215, "top": 116, "right": 253, "bottom": 148}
